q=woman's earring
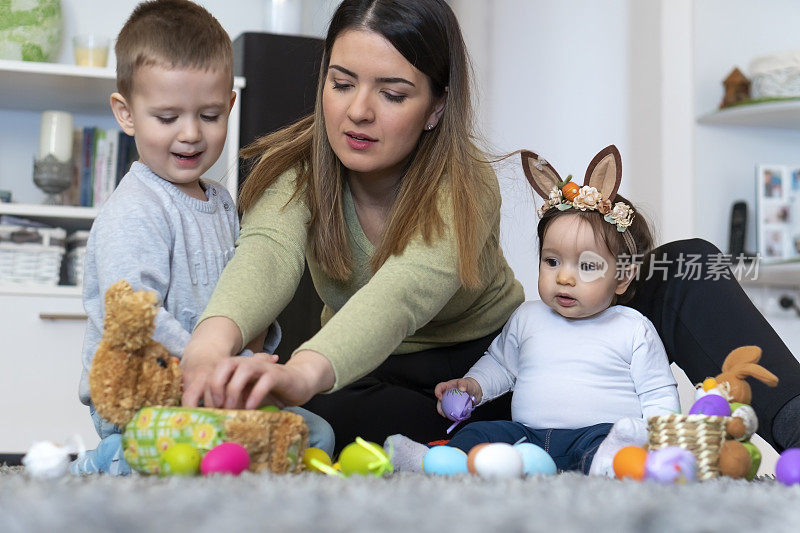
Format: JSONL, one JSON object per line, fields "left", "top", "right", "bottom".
{"left": 426, "top": 124, "right": 434, "bottom": 130}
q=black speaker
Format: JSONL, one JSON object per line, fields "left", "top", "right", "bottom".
{"left": 233, "top": 32, "right": 325, "bottom": 359}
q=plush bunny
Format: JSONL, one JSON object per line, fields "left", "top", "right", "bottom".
{"left": 715, "top": 346, "right": 779, "bottom": 405}
{"left": 706, "top": 346, "right": 777, "bottom": 479}
{"left": 89, "top": 280, "right": 308, "bottom": 475}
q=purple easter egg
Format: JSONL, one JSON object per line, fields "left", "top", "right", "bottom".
{"left": 776, "top": 448, "right": 800, "bottom": 486}
{"left": 688, "top": 394, "right": 731, "bottom": 416}
{"left": 441, "top": 389, "right": 475, "bottom": 422}
{"left": 645, "top": 447, "right": 697, "bottom": 484}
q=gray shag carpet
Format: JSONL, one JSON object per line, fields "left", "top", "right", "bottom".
{"left": 1, "top": 465, "right": 799, "bottom": 533}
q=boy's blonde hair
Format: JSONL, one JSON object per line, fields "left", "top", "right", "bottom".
{"left": 115, "top": 0, "right": 233, "bottom": 98}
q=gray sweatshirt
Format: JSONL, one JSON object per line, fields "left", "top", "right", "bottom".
{"left": 79, "top": 161, "right": 280, "bottom": 405}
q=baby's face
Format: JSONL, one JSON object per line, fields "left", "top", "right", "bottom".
{"left": 537, "top": 216, "right": 628, "bottom": 319}
{"left": 123, "top": 64, "right": 234, "bottom": 199}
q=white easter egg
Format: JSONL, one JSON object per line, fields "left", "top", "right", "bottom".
{"left": 472, "top": 443, "right": 524, "bottom": 479}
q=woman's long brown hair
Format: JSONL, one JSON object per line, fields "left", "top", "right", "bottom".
{"left": 238, "top": 0, "right": 491, "bottom": 288}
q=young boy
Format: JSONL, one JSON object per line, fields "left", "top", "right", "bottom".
{"left": 74, "top": 0, "right": 333, "bottom": 475}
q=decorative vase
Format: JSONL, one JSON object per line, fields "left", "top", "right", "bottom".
{"left": 0, "top": 0, "right": 62, "bottom": 62}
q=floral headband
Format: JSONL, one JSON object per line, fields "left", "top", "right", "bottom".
{"left": 521, "top": 145, "right": 638, "bottom": 257}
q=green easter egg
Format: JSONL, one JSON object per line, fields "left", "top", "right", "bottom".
{"left": 338, "top": 440, "right": 389, "bottom": 476}
{"left": 161, "top": 443, "right": 201, "bottom": 476}
{"left": 741, "top": 441, "right": 762, "bottom": 481}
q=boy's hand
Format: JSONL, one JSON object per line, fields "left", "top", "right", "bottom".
{"left": 434, "top": 377, "right": 482, "bottom": 418}
{"left": 181, "top": 348, "right": 229, "bottom": 408}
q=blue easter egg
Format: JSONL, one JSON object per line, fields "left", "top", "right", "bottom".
{"left": 688, "top": 394, "right": 731, "bottom": 416}
{"left": 422, "top": 446, "right": 468, "bottom": 475}
{"left": 514, "top": 442, "right": 557, "bottom": 476}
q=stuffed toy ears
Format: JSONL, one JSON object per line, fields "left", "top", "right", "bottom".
{"left": 722, "top": 346, "right": 763, "bottom": 372}
{"left": 584, "top": 145, "right": 622, "bottom": 202}
{"left": 521, "top": 150, "right": 563, "bottom": 199}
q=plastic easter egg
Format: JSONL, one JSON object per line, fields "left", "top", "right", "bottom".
{"left": 688, "top": 394, "right": 731, "bottom": 416}
{"left": 730, "top": 403, "right": 758, "bottom": 440}
{"left": 303, "top": 447, "right": 332, "bottom": 473}
{"left": 338, "top": 439, "right": 391, "bottom": 477}
{"left": 613, "top": 446, "right": 647, "bottom": 480}
{"left": 741, "top": 441, "right": 762, "bottom": 481}
{"left": 423, "top": 446, "right": 468, "bottom": 475}
{"left": 470, "top": 443, "right": 524, "bottom": 479}
{"left": 644, "top": 447, "right": 696, "bottom": 484}
{"left": 161, "top": 443, "right": 201, "bottom": 476}
{"left": 441, "top": 389, "right": 476, "bottom": 433}
{"left": 701, "top": 378, "right": 718, "bottom": 391}
{"left": 514, "top": 443, "right": 556, "bottom": 476}
{"left": 201, "top": 442, "right": 250, "bottom": 476}
{"left": 467, "top": 443, "right": 491, "bottom": 474}
{"left": 776, "top": 448, "right": 800, "bottom": 486}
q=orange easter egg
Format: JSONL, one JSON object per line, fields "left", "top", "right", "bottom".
{"left": 613, "top": 446, "right": 647, "bottom": 481}
{"left": 467, "top": 443, "right": 491, "bottom": 474}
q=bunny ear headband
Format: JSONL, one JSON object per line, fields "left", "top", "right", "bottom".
{"left": 521, "top": 144, "right": 638, "bottom": 256}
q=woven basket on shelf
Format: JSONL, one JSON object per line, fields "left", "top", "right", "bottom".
{"left": 0, "top": 225, "right": 66, "bottom": 286}
{"left": 648, "top": 414, "right": 730, "bottom": 481}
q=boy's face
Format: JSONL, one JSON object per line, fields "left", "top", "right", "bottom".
{"left": 111, "top": 64, "right": 235, "bottom": 199}
{"left": 537, "top": 215, "right": 633, "bottom": 319}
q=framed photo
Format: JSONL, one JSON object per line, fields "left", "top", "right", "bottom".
{"left": 756, "top": 164, "right": 800, "bottom": 263}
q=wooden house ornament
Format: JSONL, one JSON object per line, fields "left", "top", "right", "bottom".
{"left": 720, "top": 67, "right": 750, "bottom": 108}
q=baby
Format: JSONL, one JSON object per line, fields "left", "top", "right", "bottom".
{"left": 388, "top": 146, "right": 680, "bottom": 475}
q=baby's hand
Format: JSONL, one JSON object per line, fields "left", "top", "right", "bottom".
{"left": 434, "top": 377, "right": 482, "bottom": 418}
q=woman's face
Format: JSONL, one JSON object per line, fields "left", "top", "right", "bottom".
{"left": 322, "top": 29, "right": 444, "bottom": 184}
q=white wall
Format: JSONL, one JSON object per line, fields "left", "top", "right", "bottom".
{"left": 693, "top": 0, "right": 800, "bottom": 355}
{"left": 55, "top": 0, "right": 337, "bottom": 67}
{"left": 452, "top": 0, "right": 630, "bottom": 298}
{"left": 694, "top": 0, "right": 800, "bottom": 254}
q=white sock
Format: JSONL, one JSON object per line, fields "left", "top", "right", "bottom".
{"left": 589, "top": 417, "right": 648, "bottom": 477}
{"left": 383, "top": 434, "right": 428, "bottom": 473}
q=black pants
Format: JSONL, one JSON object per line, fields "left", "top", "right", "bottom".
{"left": 304, "top": 239, "right": 800, "bottom": 454}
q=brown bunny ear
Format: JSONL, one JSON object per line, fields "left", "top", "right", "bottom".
{"left": 734, "top": 363, "right": 779, "bottom": 387}
{"left": 521, "top": 150, "right": 563, "bottom": 199}
{"left": 722, "top": 346, "right": 763, "bottom": 373}
{"left": 583, "top": 145, "right": 622, "bottom": 202}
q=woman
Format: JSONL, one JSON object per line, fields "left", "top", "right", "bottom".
{"left": 182, "top": 0, "right": 800, "bottom": 454}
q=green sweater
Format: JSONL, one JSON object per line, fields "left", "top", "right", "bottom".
{"left": 199, "top": 167, "right": 524, "bottom": 391}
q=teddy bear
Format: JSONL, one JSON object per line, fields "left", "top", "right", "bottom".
{"left": 89, "top": 280, "right": 309, "bottom": 475}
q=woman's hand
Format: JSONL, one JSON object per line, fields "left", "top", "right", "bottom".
{"left": 181, "top": 316, "right": 244, "bottom": 407}
{"left": 207, "top": 349, "right": 335, "bottom": 409}
{"left": 434, "top": 377, "right": 482, "bottom": 417}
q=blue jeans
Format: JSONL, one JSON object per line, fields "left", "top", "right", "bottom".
{"left": 447, "top": 420, "right": 613, "bottom": 474}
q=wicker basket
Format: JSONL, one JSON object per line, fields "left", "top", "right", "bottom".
{"left": 648, "top": 414, "right": 730, "bottom": 481}
{"left": 0, "top": 225, "right": 66, "bottom": 286}
{"left": 65, "top": 230, "right": 90, "bottom": 286}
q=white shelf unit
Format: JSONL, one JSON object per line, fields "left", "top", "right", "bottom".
{"left": 0, "top": 59, "right": 246, "bottom": 292}
{"left": 697, "top": 102, "right": 800, "bottom": 290}
{"left": 697, "top": 99, "right": 800, "bottom": 130}
{"left": 0, "top": 59, "right": 245, "bottom": 209}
